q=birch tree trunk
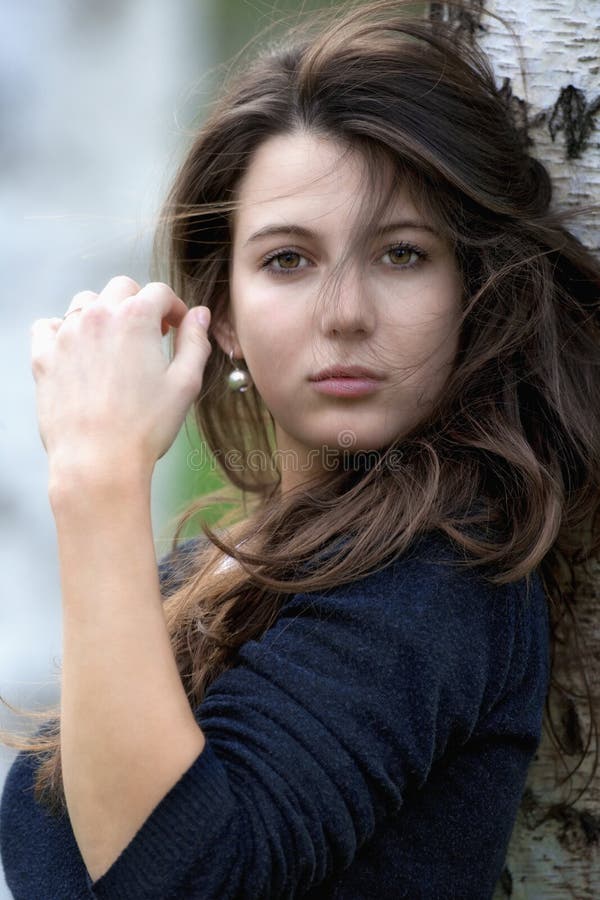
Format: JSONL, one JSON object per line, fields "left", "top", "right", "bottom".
{"left": 429, "top": 2, "right": 600, "bottom": 896}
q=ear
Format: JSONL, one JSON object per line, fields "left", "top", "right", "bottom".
{"left": 210, "top": 295, "right": 243, "bottom": 358}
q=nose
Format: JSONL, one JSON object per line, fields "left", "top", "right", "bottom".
{"left": 318, "top": 268, "right": 375, "bottom": 337}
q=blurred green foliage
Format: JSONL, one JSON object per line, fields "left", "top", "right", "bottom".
{"left": 168, "top": 418, "right": 230, "bottom": 538}
{"left": 210, "top": 0, "right": 350, "bottom": 64}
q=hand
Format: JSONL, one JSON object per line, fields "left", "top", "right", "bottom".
{"left": 30, "top": 276, "right": 212, "bottom": 486}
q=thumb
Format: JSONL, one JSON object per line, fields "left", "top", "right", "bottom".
{"left": 191, "top": 306, "right": 211, "bottom": 331}
{"left": 169, "top": 306, "right": 212, "bottom": 394}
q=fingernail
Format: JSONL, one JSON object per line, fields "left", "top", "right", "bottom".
{"left": 193, "top": 307, "right": 211, "bottom": 329}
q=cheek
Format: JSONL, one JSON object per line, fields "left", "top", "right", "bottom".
{"left": 410, "top": 273, "right": 461, "bottom": 343}
{"left": 231, "top": 276, "right": 308, "bottom": 372}
{"left": 234, "top": 319, "right": 290, "bottom": 400}
{"left": 388, "top": 291, "right": 461, "bottom": 391}
{"left": 416, "top": 309, "right": 460, "bottom": 396}
{"left": 394, "top": 305, "right": 459, "bottom": 358}
{"left": 240, "top": 316, "right": 292, "bottom": 374}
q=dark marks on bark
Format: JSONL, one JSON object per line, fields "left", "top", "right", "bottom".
{"left": 580, "top": 810, "right": 600, "bottom": 845}
{"left": 428, "top": 4, "right": 600, "bottom": 160}
{"left": 428, "top": 1, "right": 485, "bottom": 40}
{"left": 546, "top": 803, "right": 600, "bottom": 853}
{"left": 548, "top": 86, "right": 600, "bottom": 159}
{"left": 560, "top": 696, "right": 586, "bottom": 757}
{"left": 497, "top": 76, "right": 538, "bottom": 151}
{"left": 495, "top": 82, "right": 599, "bottom": 160}
{"left": 518, "top": 786, "right": 600, "bottom": 854}
{"left": 498, "top": 865, "right": 513, "bottom": 896}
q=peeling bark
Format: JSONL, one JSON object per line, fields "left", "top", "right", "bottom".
{"left": 430, "top": 3, "right": 600, "bottom": 896}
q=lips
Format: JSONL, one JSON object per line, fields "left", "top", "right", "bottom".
{"left": 310, "top": 365, "right": 385, "bottom": 381}
{"left": 309, "top": 366, "right": 386, "bottom": 398}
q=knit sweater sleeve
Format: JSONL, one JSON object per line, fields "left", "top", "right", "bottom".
{"left": 82, "top": 530, "right": 548, "bottom": 900}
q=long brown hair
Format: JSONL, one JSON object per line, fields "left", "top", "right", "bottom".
{"left": 3, "top": 0, "right": 600, "bottom": 817}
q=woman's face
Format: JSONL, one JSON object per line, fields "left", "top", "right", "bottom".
{"left": 214, "top": 131, "right": 463, "bottom": 491}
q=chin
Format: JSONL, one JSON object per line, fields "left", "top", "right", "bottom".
{"left": 325, "top": 436, "right": 392, "bottom": 455}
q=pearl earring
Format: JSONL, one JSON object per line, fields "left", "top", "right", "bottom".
{"left": 227, "top": 348, "right": 252, "bottom": 393}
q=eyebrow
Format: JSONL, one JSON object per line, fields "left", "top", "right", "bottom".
{"left": 243, "top": 220, "right": 440, "bottom": 247}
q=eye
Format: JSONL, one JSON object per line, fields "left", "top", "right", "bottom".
{"left": 260, "top": 248, "right": 311, "bottom": 276}
{"left": 380, "top": 243, "right": 427, "bottom": 268}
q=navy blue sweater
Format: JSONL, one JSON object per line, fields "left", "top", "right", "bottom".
{"left": 0, "top": 529, "right": 550, "bottom": 898}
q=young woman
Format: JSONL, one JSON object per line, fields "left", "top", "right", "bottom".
{"left": 1, "top": 1, "right": 599, "bottom": 897}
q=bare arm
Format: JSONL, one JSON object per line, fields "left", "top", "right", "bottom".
{"left": 30, "top": 276, "right": 210, "bottom": 881}
{"left": 52, "top": 470, "right": 205, "bottom": 882}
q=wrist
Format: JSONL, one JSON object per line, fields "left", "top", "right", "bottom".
{"left": 48, "top": 453, "right": 153, "bottom": 512}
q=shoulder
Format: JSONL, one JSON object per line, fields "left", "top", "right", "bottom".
{"left": 197, "top": 527, "right": 549, "bottom": 807}
{"left": 287, "top": 527, "right": 546, "bottom": 626}
{"left": 261, "top": 528, "right": 549, "bottom": 718}
{"left": 359, "top": 527, "right": 549, "bottom": 645}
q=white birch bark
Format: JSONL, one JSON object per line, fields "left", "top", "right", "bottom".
{"left": 430, "top": 2, "right": 600, "bottom": 896}
{"left": 477, "top": 0, "right": 600, "bottom": 258}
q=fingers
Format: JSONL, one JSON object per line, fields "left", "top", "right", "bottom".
{"left": 168, "top": 307, "right": 212, "bottom": 397}
{"left": 99, "top": 275, "right": 142, "bottom": 307}
{"left": 95, "top": 277, "right": 189, "bottom": 331}
{"left": 30, "top": 317, "right": 63, "bottom": 381}
{"left": 53, "top": 277, "right": 190, "bottom": 340}
{"left": 59, "top": 276, "right": 140, "bottom": 325}
{"left": 63, "top": 289, "right": 99, "bottom": 320}
{"left": 130, "top": 282, "right": 189, "bottom": 329}
{"left": 31, "top": 277, "right": 192, "bottom": 386}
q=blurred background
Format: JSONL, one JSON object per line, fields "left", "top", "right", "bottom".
{"left": 0, "top": 1, "right": 341, "bottom": 893}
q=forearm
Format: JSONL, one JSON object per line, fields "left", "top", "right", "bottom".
{"left": 51, "top": 469, "right": 205, "bottom": 882}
